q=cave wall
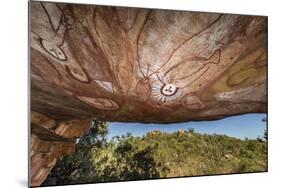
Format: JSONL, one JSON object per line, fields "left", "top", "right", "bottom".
{"left": 30, "top": 111, "right": 92, "bottom": 186}
{"left": 29, "top": 1, "right": 267, "bottom": 186}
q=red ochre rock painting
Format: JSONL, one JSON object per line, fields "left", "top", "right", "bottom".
{"left": 30, "top": 2, "right": 267, "bottom": 186}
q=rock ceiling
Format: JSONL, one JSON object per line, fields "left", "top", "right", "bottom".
{"left": 30, "top": 2, "right": 267, "bottom": 123}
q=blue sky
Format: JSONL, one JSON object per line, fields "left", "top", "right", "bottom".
{"left": 108, "top": 113, "right": 267, "bottom": 140}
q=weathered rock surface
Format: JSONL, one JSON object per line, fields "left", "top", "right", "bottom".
{"left": 30, "top": 2, "right": 267, "bottom": 123}
{"left": 29, "top": 1, "right": 267, "bottom": 186}
{"left": 30, "top": 111, "right": 92, "bottom": 186}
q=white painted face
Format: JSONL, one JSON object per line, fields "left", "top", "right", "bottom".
{"left": 152, "top": 81, "right": 181, "bottom": 102}
{"left": 41, "top": 39, "right": 66, "bottom": 61}
{"left": 161, "top": 83, "right": 178, "bottom": 96}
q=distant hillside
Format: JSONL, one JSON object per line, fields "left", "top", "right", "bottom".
{"left": 138, "top": 130, "right": 267, "bottom": 177}
{"left": 44, "top": 127, "right": 267, "bottom": 186}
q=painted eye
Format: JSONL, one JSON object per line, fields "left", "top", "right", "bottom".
{"left": 72, "top": 68, "right": 84, "bottom": 76}
{"left": 72, "top": 68, "right": 78, "bottom": 73}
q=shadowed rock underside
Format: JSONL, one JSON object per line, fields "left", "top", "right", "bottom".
{"left": 29, "top": 2, "right": 267, "bottom": 186}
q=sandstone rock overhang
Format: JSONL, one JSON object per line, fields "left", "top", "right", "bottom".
{"left": 29, "top": 2, "right": 267, "bottom": 186}
{"left": 30, "top": 1, "right": 267, "bottom": 123}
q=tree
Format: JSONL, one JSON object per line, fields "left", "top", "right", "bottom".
{"left": 43, "top": 122, "right": 161, "bottom": 185}
{"left": 188, "top": 128, "right": 195, "bottom": 134}
{"left": 108, "top": 135, "right": 160, "bottom": 180}
{"left": 43, "top": 120, "right": 109, "bottom": 185}
{"left": 262, "top": 118, "right": 268, "bottom": 141}
{"left": 78, "top": 120, "right": 108, "bottom": 147}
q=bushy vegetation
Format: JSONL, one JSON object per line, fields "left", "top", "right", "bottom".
{"left": 43, "top": 121, "right": 267, "bottom": 186}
